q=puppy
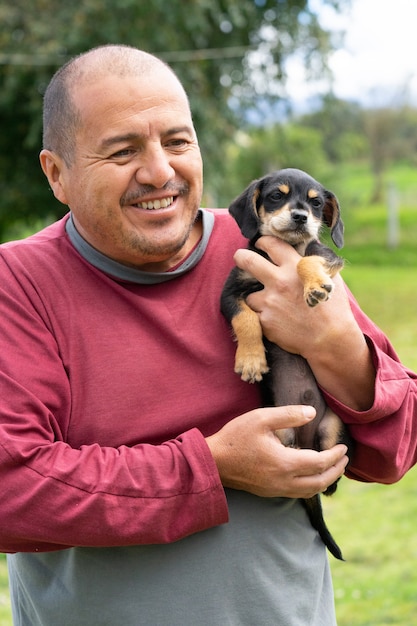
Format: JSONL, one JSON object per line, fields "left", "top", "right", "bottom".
{"left": 221, "top": 168, "right": 352, "bottom": 560}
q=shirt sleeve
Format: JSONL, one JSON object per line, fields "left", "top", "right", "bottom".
{"left": 0, "top": 253, "right": 228, "bottom": 554}
{"left": 322, "top": 285, "right": 417, "bottom": 484}
{"left": 0, "top": 422, "right": 228, "bottom": 553}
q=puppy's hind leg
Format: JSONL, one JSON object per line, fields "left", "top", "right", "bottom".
{"left": 231, "top": 300, "right": 269, "bottom": 383}
{"left": 316, "top": 407, "right": 352, "bottom": 496}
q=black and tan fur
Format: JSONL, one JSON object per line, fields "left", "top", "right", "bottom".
{"left": 221, "top": 168, "right": 352, "bottom": 560}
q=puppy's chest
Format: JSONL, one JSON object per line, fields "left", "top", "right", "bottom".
{"left": 238, "top": 268, "right": 263, "bottom": 293}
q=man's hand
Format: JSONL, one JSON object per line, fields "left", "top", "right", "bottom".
{"left": 233, "top": 237, "right": 375, "bottom": 411}
{"left": 206, "top": 405, "right": 349, "bottom": 499}
{"left": 233, "top": 237, "right": 349, "bottom": 357}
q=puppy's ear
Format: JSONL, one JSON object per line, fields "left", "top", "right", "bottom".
{"left": 229, "top": 179, "right": 263, "bottom": 240}
{"left": 323, "top": 190, "right": 344, "bottom": 248}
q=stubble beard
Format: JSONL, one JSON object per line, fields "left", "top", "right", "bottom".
{"left": 120, "top": 212, "right": 198, "bottom": 266}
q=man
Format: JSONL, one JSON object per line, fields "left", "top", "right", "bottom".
{"left": 1, "top": 44, "right": 416, "bottom": 625}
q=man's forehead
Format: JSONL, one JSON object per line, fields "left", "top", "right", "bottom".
{"left": 74, "top": 73, "right": 190, "bottom": 125}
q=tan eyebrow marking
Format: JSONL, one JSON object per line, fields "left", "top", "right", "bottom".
{"left": 308, "top": 189, "right": 319, "bottom": 198}
{"left": 278, "top": 183, "right": 290, "bottom": 194}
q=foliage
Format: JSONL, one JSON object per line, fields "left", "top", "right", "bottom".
{"left": 216, "top": 99, "right": 417, "bottom": 210}
{"left": 326, "top": 161, "right": 417, "bottom": 266}
{"left": 0, "top": 0, "right": 346, "bottom": 238}
{"left": 296, "top": 96, "right": 417, "bottom": 203}
{"left": 362, "top": 106, "right": 417, "bottom": 202}
{"left": 214, "top": 122, "right": 329, "bottom": 205}
{"left": 298, "top": 93, "right": 367, "bottom": 162}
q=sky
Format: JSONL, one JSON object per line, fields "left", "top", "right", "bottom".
{"left": 285, "top": 0, "right": 417, "bottom": 110}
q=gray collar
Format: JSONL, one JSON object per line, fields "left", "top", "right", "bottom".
{"left": 65, "top": 209, "right": 214, "bottom": 284}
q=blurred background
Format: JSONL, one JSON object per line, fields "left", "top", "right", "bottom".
{"left": 1, "top": 1, "right": 416, "bottom": 624}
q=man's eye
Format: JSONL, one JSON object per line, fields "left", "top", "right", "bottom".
{"left": 165, "top": 138, "right": 189, "bottom": 148}
{"left": 112, "top": 149, "right": 134, "bottom": 158}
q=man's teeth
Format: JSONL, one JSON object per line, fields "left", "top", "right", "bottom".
{"left": 138, "top": 196, "right": 174, "bottom": 210}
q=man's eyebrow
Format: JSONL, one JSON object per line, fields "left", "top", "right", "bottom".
{"left": 99, "top": 127, "right": 194, "bottom": 150}
{"left": 99, "top": 133, "right": 142, "bottom": 150}
{"left": 165, "top": 126, "right": 195, "bottom": 136}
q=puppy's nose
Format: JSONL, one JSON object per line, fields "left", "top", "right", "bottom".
{"left": 291, "top": 210, "right": 308, "bottom": 224}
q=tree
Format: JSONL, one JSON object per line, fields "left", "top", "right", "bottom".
{"left": 298, "top": 93, "right": 366, "bottom": 163}
{"left": 0, "top": 0, "right": 347, "bottom": 238}
{"left": 215, "top": 123, "right": 328, "bottom": 206}
{"left": 298, "top": 93, "right": 417, "bottom": 205}
{"left": 362, "top": 106, "right": 417, "bottom": 203}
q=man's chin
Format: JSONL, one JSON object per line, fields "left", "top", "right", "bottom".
{"left": 123, "top": 233, "right": 191, "bottom": 269}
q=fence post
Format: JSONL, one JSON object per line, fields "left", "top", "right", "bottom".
{"left": 387, "top": 182, "right": 399, "bottom": 249}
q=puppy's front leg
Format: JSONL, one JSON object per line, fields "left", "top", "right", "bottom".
{"left": 297, "top": 256, "right": 336, "bottom": 307}
{"left": 232, "top": 300, "right": 269, "bottom": 383}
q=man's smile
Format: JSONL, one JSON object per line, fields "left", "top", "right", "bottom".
{"left": 134, "top": 196, "right": 174, "bottom": 210}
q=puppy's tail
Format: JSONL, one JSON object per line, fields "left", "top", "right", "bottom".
{"left": 302, "top": 495, "right": 344, "bottom": 561}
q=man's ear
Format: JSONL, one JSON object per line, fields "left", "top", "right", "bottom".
{"left": 39, "top": 149, "right": 69, "bottom": 206}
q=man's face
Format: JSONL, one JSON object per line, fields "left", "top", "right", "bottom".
{"left": 42, "top": 68, "right": 203, "bottom": 270}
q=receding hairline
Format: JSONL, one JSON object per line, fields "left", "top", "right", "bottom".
{"left": 67, "top": 45, "right": 185, "bottom": 93}
{"left": 42, "top": 45, "right": 190, "bottom": 164}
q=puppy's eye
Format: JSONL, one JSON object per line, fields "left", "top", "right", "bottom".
{"left": 310, "top": 198, "right": 323, "bottom": 209}
{"left": 269, "top": 190, "right": 284, "bottom": 201}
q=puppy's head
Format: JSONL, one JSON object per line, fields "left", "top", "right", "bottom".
{"left": 229, "top": 168, "right": 344, "bottom": 249}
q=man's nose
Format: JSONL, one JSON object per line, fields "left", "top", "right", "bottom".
{"left": 135, "top": 144, "right": 175, "bottom": 188}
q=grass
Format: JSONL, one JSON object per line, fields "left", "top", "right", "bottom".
{"left": 326, "top": 163, "right": 417, "bottom": 624}
{"left": 0, "top": 161, "right": 416, "bottom": 624}
{"left": 330, "top": 178, "right": 417, "bottom": 622}
{"left": 339, "top": 162, "right": 417, "bottom": 372}
{"left": 343, "top": 265, "right": 417, "bottom": 372}
{"left": 328, "top": 266, "right": 417, "bottom": 626}
{"left": 0, "top": 557, "right": 10, "bottom": 626}
{"left": 328, "top": 466, "right": 417, "bottom": 626}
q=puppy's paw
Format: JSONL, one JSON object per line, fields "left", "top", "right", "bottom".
{"left": 235, "top": 351, "right": 269, "bottom": 383}
{"left": 304, "top": 280, "right": 334, "bottom": 307}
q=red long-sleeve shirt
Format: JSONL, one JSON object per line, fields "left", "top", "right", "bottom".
{"left": 0, "top": 210, "right": 416, "bottom": 555}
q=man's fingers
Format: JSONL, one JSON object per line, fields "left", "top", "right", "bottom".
{"left": 233, "top": 248, "right": 278, "bottom": 285}
{"left": 259, "top": 404, "right": 316, "bottom": 431}
{"left": 283, "top": 445, "right": 349, "bottom": 499}
{"left": 233, "top": 236, "right": 301, "bottom": 288}
{"left": 254, "top": 235, "right": 301, "bottom": 263}
{"left": 290, "top": 444, "right": 349, "bottom": 477}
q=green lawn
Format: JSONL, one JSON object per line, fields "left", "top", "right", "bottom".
{"left": 329, "top": 465, "right": 417, "bottom": 626}
{"left": 331, "top": 261, "right": 417, "bottom": 624}
{"left": 0, "top": 556, "right": 10, "bottom": 626}
{"left": 343, "top": 265, "right": 417, "bottom": 373}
